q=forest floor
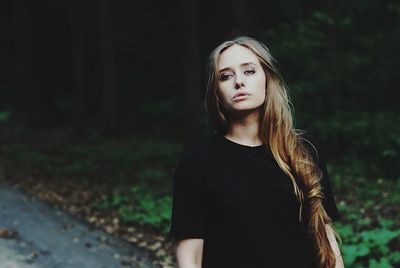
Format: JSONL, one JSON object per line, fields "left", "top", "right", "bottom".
{"left": 0, "top": 175, "right": 176, "bottom": 268}
{"left": 0, "top": 181, "right": 156, "bottom": 268}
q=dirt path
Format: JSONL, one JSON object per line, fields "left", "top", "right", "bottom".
{"left": 0, "top": 182, "right": 157, "bottom": 268}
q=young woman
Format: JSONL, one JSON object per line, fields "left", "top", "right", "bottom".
{"left": 169, "top": 36, "right": 344, "bottom": 268}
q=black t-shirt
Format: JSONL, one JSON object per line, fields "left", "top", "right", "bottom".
{"left": 169, "top": 132, "right": 340, "bottom": 268}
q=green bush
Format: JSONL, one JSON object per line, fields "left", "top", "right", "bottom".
{"left": 93, "top": 183, "right": 172, "bottom": 234}
{"left": 336, "top": 219, "right": 400, "bottom": 267}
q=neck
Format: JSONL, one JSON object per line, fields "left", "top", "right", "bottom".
{"left": 224, "top": 110, "right": 262, "bottom": 146}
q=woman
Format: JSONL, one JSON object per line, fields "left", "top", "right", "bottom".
{"left": 169, "top": 36, "right": 344, "bottom": 268}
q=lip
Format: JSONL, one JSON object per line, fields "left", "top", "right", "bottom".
{"left": 233, "top": 92, "right": 250, "bottom": 100}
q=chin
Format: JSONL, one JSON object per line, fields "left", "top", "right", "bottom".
{"left": 229, "top": 106, "right": 261, "bottom": 115}
{"left": 234, "top": 103, "right": 262, "bottom": 110}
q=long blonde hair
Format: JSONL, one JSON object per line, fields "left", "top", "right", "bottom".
{"left": 205, "top": 36, "right": 340, "bottom": 268}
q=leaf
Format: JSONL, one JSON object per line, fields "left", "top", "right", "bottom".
{"left": 361, "top": 229, "right": 399, "bottom": 247}
{"left": 342, "top": 245, "right": 358, "bottom": 266}
{"left": 388, "top": 252, "right": 400, "bottom": 264}
{"left": 369, "top": 257, "right": 393, "bottom": 268}
{"left": 111, "top": 195, "right": 128, "bottom": 206}
{"left": 0, "top": 228, "right": 16, "bottom": 239}
{"left": 337, "top": 224, "right": 354, "bottom": 239}
{"left": 378, "top": 218, "right": 395, "bottom": 228}
{"left": 357, "top": 244, "right": 370, "bottom": 257}
{"left": 369, "top": 259, "right": 380, "bottom": 268}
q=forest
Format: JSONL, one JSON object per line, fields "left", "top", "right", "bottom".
{"left": 0, "top": 0, "right": 399, "bottom": 267}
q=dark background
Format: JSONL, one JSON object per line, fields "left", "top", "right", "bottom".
{"left": 1, "top": 1, "right": 399, "bottom": 177}
{"left": 0, "top": 1, "right": 399, "bottom": 266}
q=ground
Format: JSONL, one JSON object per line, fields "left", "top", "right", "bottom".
{"left": 0, "top": 181, "right": 173, "bottom": 268}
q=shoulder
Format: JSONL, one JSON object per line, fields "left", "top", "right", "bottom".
{"left": 172, "top": 134, "right": 218, "bottom": 189}
{"left": 175, "top": 134, "right": 219, "bottom": 170}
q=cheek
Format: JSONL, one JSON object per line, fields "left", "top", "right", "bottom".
{"left": 254, "top": 76, "right": 266, "bottom": 96}
{"left": 253, "top": 80, "right": 267, "bottom": 105}
{"left": 218, "top": 84, "right": 231, "bottom": 102}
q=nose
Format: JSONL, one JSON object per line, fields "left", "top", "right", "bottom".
{"left": 234, "top": 74, "right": 245, "bottom": 89}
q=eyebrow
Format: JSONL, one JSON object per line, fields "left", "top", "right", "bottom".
{"left": 218, "top": 62, "right": 257, "bottom": 73}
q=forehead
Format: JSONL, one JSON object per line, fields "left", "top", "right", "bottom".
{"left": 218, "top": 44, "right": 260, "bottom": 70}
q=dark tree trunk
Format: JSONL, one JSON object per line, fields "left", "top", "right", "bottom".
{"left": 97, "top": 0, "right": 118, "bottom": 130}
{"left": 231, "top": 0, "right": 260, "bottom": 38}
{"left": 12, "top": 0, "right": 35, "bottom": 122}
{"left": 13, "top": 1, "right": 60, "bottom": 126}
{"left": 69, "top": 0, "right": 88, "bottom": 127}
{"left": 179, "top": 0, "right": 203, "bottom": 149}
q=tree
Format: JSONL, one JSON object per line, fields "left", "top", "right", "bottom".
{"left": 69, "top": 0, "right": 88, "bottom": 127}
{"left": 178, "top": 0, "right": 203, "bottom": 148}
{"left": 231, "top": 0, "right": 260, "bottom": 38}
{"left": 13, "top": 1, "right": 60, "bottom": 126}
{"left": 97, "top": 0, "right": 118, "bottom": 130}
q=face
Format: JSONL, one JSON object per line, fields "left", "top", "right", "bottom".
{"left": 217, "top": 44, "right": 266, "bottom": 116}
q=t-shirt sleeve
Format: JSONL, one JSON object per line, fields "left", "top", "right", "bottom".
{"left": 302, "top": 136, "right": 341, "bottom": 222}
{"left": 168, "top": 157, "right": 206, "bottom": 240}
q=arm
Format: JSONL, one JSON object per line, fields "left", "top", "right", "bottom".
{"left": 176, "top": 238, "right": 204, "bottom": 268}
{"left": 325, "top": 224, "right": 345, "bottom": 268}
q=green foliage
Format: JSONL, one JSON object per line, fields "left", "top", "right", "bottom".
{"left": 336, "top": 219, "right": 400, "bottom": 267}
{"left": 120, "top": 185, "right": 171, "bottom": 230}
{"left": 329, "top": 167, "right": 399, "bottom": 267}
{"left": 314, "top": 112, "right": 400, "bottom": 180}
{"left": 260, "top": 6, "right": 400, "bottom": 180}
{"left": 0, "top": 111, "right": 11, "bottom": 122}
{"left": 336, "top": 198, "right": 400, "bottom": 268}
{"left": 0, "top": 127, "right": 182, "bottom": 181}
{"left": 92, "top": 182, "right": 172, "bottom": 234}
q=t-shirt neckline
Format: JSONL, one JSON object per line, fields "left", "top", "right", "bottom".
{"left": 216, "top": 132, "right": 265, "bottom": 150}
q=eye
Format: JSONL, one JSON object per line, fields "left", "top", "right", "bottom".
{"left": 245, "top": 69, "right": 256, "bottom": 75}
{"left": 219, "top": 73, "right": 233, "bottom": 81}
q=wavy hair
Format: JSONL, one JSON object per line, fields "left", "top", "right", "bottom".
{"left": 205, "top": 36, "right": 340, "bottom": 267}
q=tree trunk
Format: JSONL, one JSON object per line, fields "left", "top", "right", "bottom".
{"left": 13, "top": 1, "right": 60, "bottom": 126}
{"left": 178, "top": 0, "right": 203, "bottom": 149}
{"left": 97, "top": 0, "right": 118, "bottom": 130}
{"left": 231, "top": 0, "right": 260, "bottom": 38}
{"left": 12, "top": 0, "right": 35, "bottom": 122}
{"left": 69, "top": 0, "right": 88, "bottom": 127}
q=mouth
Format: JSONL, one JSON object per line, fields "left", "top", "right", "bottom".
{"left": 233, "top": 93, "right": 250, "bottom": 100}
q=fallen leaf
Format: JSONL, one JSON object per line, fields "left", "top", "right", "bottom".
{"left": 0, "top": 228, "right": 16, "bottom": 239}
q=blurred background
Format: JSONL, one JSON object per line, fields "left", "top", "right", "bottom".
{"left": 0, "top": 0, "right": 399, "bottom": 267}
